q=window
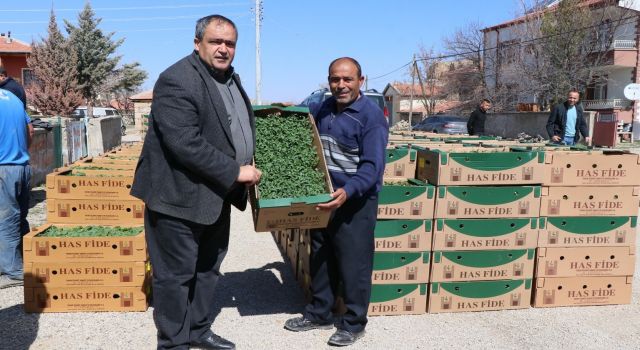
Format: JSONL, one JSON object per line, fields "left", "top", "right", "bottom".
{"left": 22, "top": 68, "right": 35, "bottom": 87}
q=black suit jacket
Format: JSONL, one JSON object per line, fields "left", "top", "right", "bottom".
{"left": 546, "top": 102, "right": 589, "bottom": 141}
{"left": 131, "top": 51, "right": 255, "bottom": 225}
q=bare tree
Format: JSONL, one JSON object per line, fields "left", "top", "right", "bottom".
{"left": 508, "top": 0, "right": 638, "bottom": 109}
{"left": 415, "top": 46, "right": 446, "bottom": 116}
{"left": 441, "top": 21, "right": 489, "bottom": 112}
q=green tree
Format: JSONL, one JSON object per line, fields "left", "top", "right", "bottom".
{"left": 111, "top": 62, "right": 148, "bottom": 119}
{"left": 26, "top": 10, "right": 83, "bottom": 116}
{"left": 65, "top": 1, "right": 123, "bottom": 116}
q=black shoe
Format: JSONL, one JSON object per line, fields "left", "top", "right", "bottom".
{"left": 327, "top": 329, "right": 365, "bottom": 347}
{"left": 284, "top": 316, "right": 334, "bottom": 332}
{"left": 190, "top": 333, "right": 235, "bottom": 350}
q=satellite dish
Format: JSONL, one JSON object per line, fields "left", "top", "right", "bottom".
{"left": 623, "top": 83, "right": 640, "bottom": 100}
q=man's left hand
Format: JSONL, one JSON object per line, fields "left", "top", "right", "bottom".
{"left": 585, "top": 136, "right": 591, "bottom": 145}
{"left": 316, "top": 188, "right": 348, "bottom": 211}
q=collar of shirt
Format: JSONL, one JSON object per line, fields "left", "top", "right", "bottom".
{"left": 327, "top": 91, "right": 366, "bottom": 114}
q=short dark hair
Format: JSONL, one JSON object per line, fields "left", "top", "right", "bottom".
{"left": 568, "top": 88, "right": 580, "bottom": 95}
{"left": 328, "top": 57, "right": 362, "bottom": 78}
{"left": 195, "top": 15, "right": 237, "bottom": 41}
{"left": 482, "top": 98, "right": 491, "bottom": 104}
{"left": 0, "top": 66, "right": 6, "bottom": 76}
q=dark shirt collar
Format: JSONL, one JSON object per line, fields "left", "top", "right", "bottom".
{"left": 328, "top": 91, "right": 366, "bottom": 114}
{"left": 194, "top": 50, "right": 234, "bottom": 84}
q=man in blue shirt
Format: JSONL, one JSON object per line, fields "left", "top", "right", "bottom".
{"left": 0, "top": 88, "right": 33, "bottom": 289}
{"left": 284, "top": 57, "right": 389, "bottom": 347}
{"left": 546, "top": 89, "right": 590, "bottom": 146}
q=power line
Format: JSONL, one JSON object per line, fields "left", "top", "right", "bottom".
{"left": 0, "top": 3, "right": 250, "bottom": 12}
{"left": 367, "top": 12, "right": 640, "bottom": 82}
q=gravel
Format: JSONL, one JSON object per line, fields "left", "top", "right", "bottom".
{"left": 1, "top": 187, "right": 639, "bottom": 349}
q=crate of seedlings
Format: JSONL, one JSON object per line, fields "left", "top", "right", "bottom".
{"left": 23, "top": 224, "right": 147, "bottom": 263}
{"left": 46, "top": 167, "right": 135, "bottom": 200}
{"left": 250, "top": 106, "right": 333, "bottom": 231}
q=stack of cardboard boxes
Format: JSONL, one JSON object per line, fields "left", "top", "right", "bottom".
{"left": 367, "top": 146, "right": 433, "bottom": 316}
{"left": 23, "top": 143, "right": 149, "bottom": 312}
{"left": 275, "top": 130, "right": 639, "bottom": 315}
{"left": 417, "top": 146, "right": 542, "bottom": 312}
{"left": 534, "top": 150, "right": 639, "bottom": 307}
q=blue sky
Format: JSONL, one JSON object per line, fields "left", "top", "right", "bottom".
{"left": 2, "top": 0, "right": 519, "bottom": 103}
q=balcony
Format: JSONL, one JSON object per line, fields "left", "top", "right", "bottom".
{"left": 582, "top": 99, "right": 632, "bottom": 110}
{"left": 593, "top": 39, "right": 637, "bottom": 52}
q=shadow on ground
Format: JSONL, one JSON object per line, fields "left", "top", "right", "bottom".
{"left": 0, "top": 303, "right": 40, "bottom": 349}
{"left": 28, "top": 188, "right": 46, "bottom": 209}
{"left": 208, "top": 260, "right": 305, "bottom": 317}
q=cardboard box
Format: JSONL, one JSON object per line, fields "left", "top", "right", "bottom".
{"left": 536, "top": 246, "right": 636, "bottom": 277}
{"left": 533, "top": 276, "right": 633, "bottom": 307}
{"left": 87, "top": 157, "right": 139, "bottom": 166}
{"left": 538, "top": 216, "right": 637, "bottom": 247}
{"left": 374, "top": 220, "right": 432, "bottom": 252}
{"left": 47, "top": 198, "right": 145, "bottom": 225}
{"left": 369, "top": 283, "right": 427, "bottom": 316}
{"left": 372, "top": 252, "right": 430, "bottom": 284}
{"left": 543, "top": 150, "right": 640, "bottom": 186}
{"left": 249, "top": 108, "right": 333, "bottom": 232}
{"left": 384, "top": 147, "right": 417, "bottom": 180}
{"left": 298, "top": 230, "right": 310, "bottom": 276}
{"left": 432, "top": 218, "right": 538, "bottom": 251}
{"left": 286, "top": 229, "right": 299, "bottom": 275}
{"left": 435, "top": 186, "right": 541, "bottom": 219}
{"left": 296, "top": 268, "right": 312, "bottom": 302}
{"left": 24, "top": 285, "right": 149, "bottom": 313}
{"left": 378, "top": 180, "right": 436, "bottom": 219}
{"left": 540, "top": 186, "right": 640, "bottom": 217}
{"left": 23, "top": 224, "right": 146, "bottom": 263}
{"left": 24, "top": 261, "right": 149, "bottom": 287}
{"left": 430, "top": 249, "right": 535, "bottom": 282}
{"left": 416, "top": 148, "right": 544, "bottom": 185}
{"left": 72, "top": 158, "right": 138, "bottom": 170}
{"left": 45, "top": 169, "right": 135, "bottom": 200}
{"left": 428, "top": 279, "right": 532, "bottom": 313}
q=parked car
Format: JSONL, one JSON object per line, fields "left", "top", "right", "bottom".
{"left": 72, "top": 106, "right": 126, "bottom": 136}
{"left": 412, "top": 115, "right": 468, "bottom": 134}
{"left": 298, "top": 88, "right": 389, "bottom": 118}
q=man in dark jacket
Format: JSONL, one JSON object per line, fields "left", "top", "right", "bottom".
{"left": 546, "top": 89, "right": 590, "bottom": 146}
{"left": 130, "top": 14, "right": 261, "bottom": 350}
{"left": 467, "top": 99, "right": 491, "bottom": 135}
{"left": 0, "top": 67, "right": 26, "bottom": 109}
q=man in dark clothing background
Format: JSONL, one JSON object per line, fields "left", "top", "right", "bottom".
{"left": 467, "top": 99, "right": 491, "bottom": 135}
{"left": 0, "top": 67, "right": 27, "bottom": 109}
{"left": 546, "top": 89, "right": 590, "bottom": 146}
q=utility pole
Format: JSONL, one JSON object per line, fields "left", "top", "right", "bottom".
{"left": 408, "top": 54, "right": 416, "bottom": 131}
{"left": 255, "top": 0, "right": 263, "bottom": 105}
{"left": 365, "top": 75, "right": 368, "bottom": 90}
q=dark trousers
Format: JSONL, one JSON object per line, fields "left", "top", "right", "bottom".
{"left": 303, "top": 196, "right": 377, "bottom": 333}
{"left": 145, "top": 205, "right": 231, "bottom": 350}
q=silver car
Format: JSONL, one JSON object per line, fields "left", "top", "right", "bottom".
{"left": 412, "top": 115, "right": 468, "bottom": 134}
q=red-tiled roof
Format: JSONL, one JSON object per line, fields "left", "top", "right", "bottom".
{"left": 130, "top": 90, "right": 153, "bottom": 100}
{"left": 387, "top": 82, "right": 445, "bottom": 97}
{"left": 0, "top": 36, "right": 31, "bottom": 54}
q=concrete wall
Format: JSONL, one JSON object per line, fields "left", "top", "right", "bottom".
{"left": 28, "top": 128, "right": 56, "bottom": 187}
{"left": 86, "top": 116, "right": 122, "bottom": 157}
{"left": 63, "top": 119, "right": 86, "bottom": 165}
{"left": 485, "top": 111, "right": 596, "bottom": 140}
